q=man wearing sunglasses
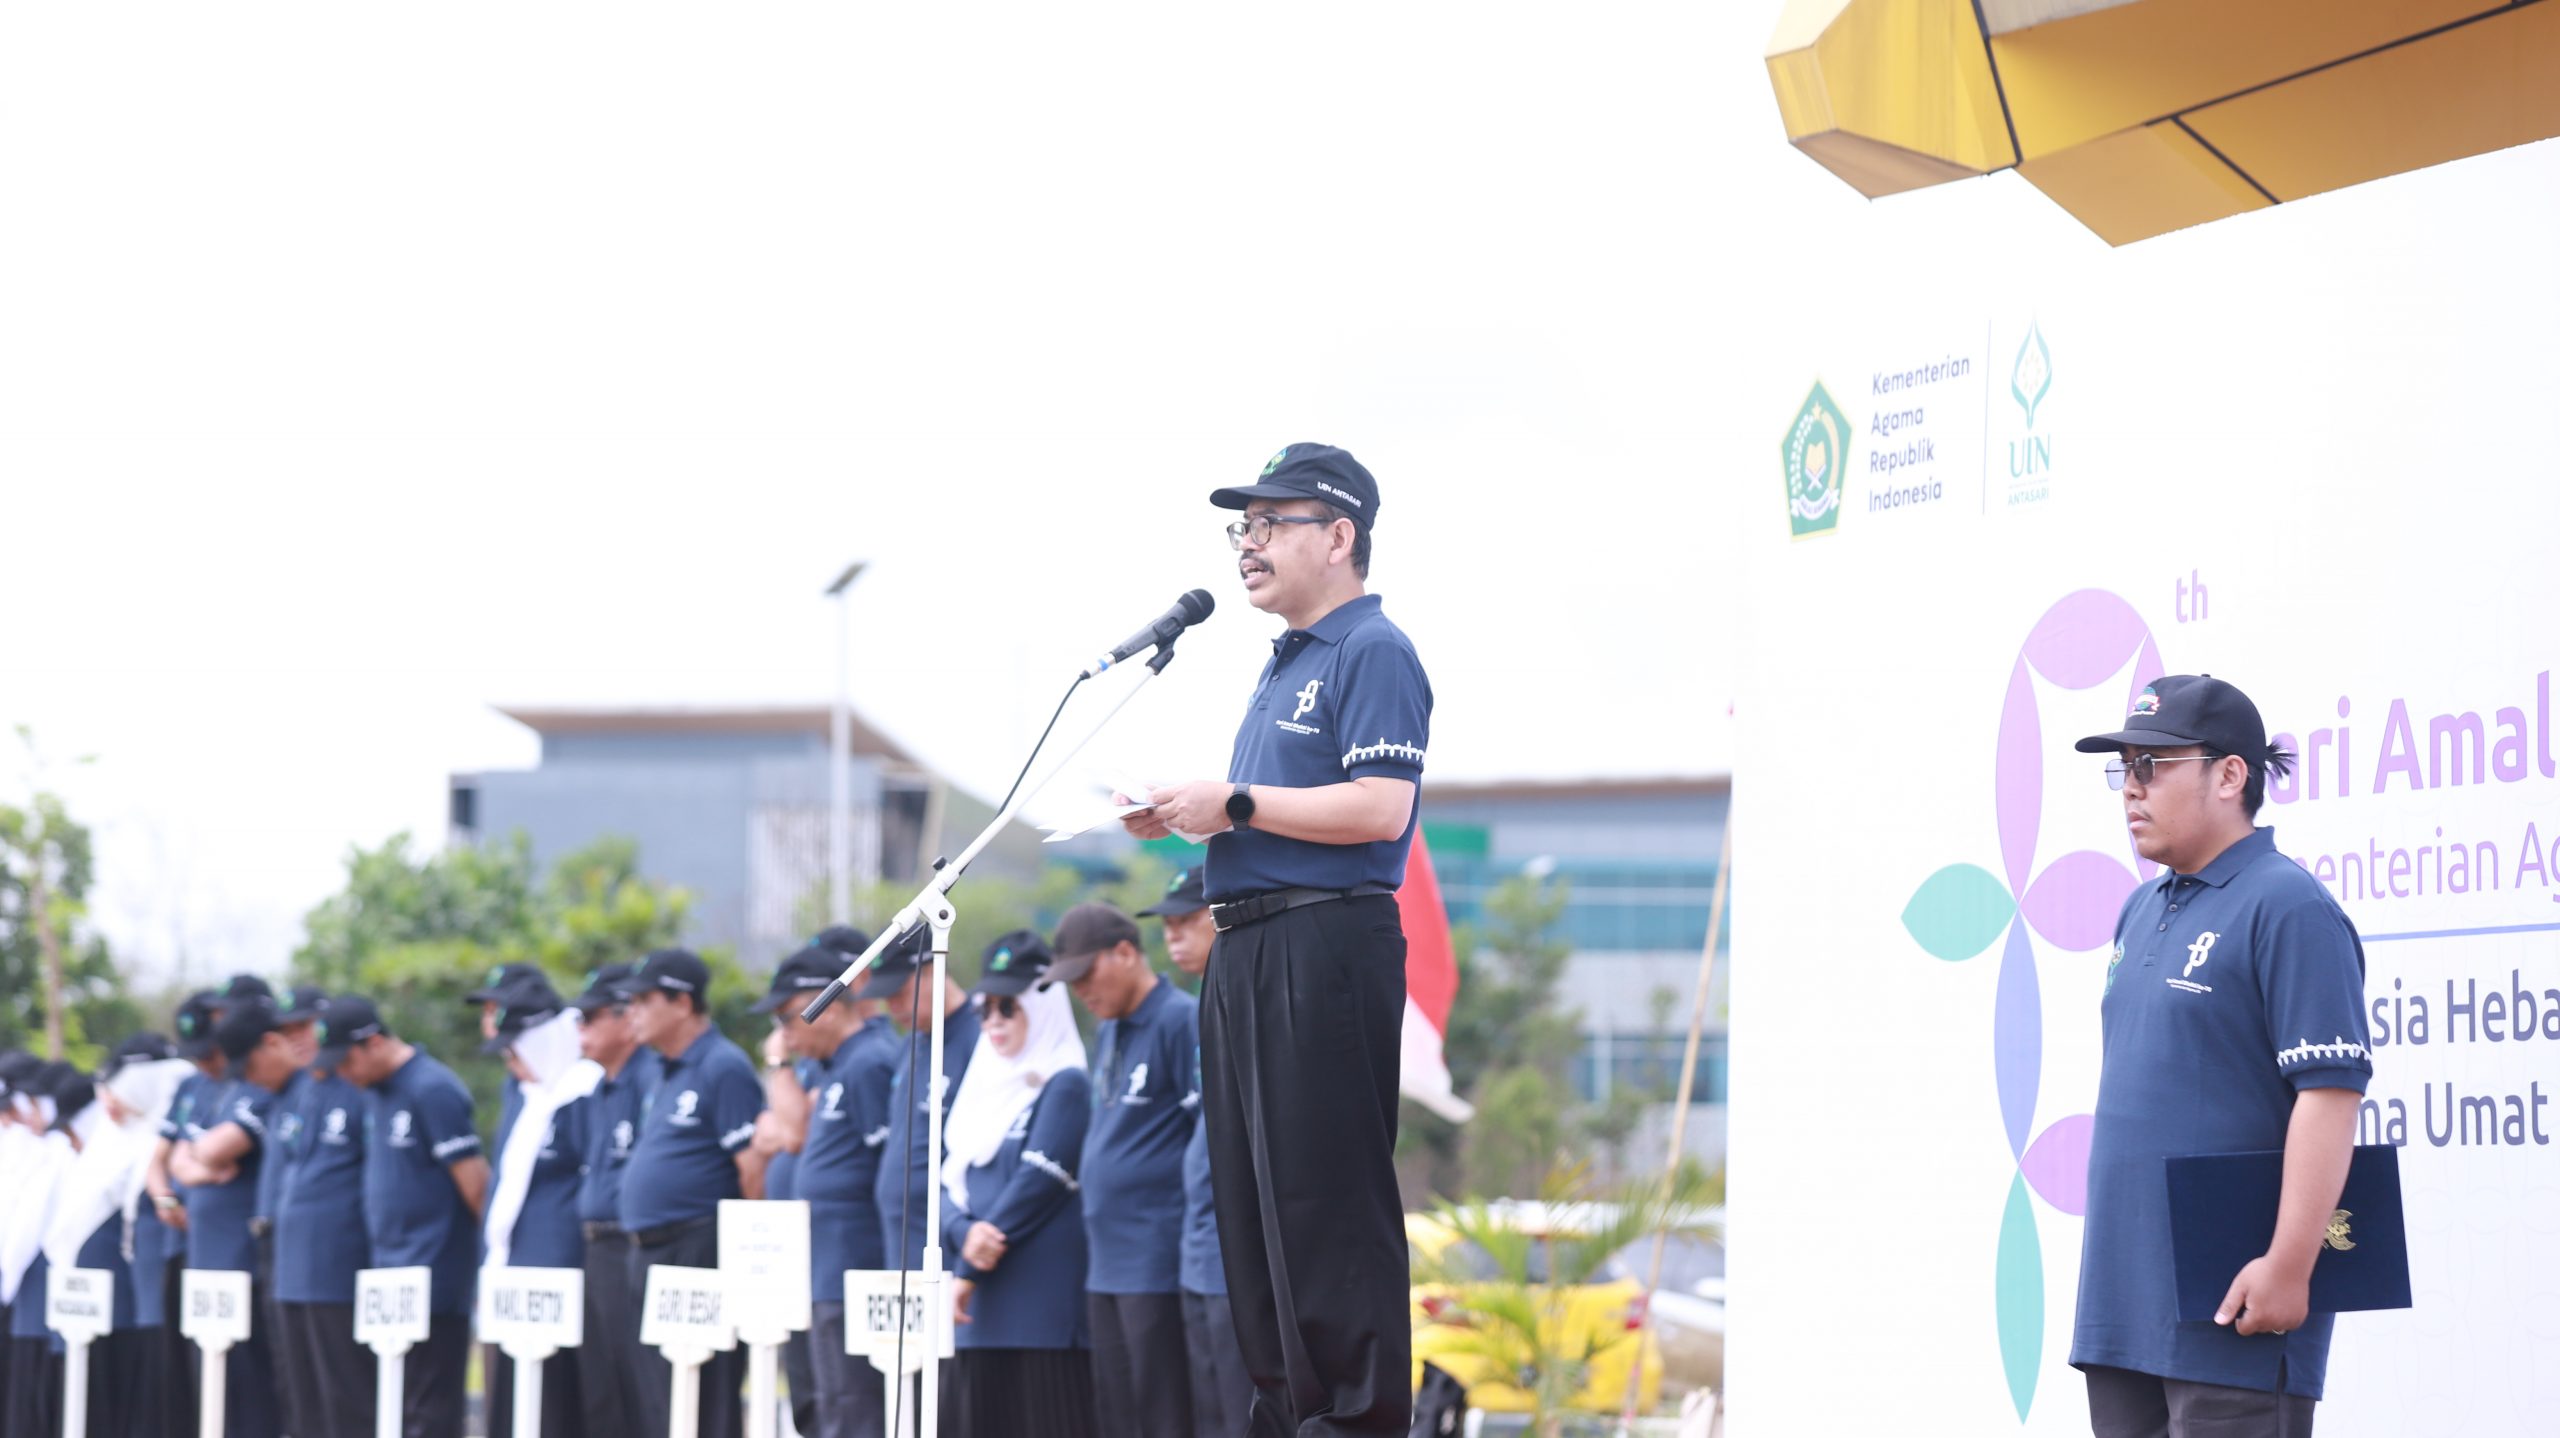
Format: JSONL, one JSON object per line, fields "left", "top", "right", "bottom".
{"left": 2070, "top": 674, "right": 2372, "bottom": 1438}
{"left": 567, "top": 964, "right": 657, "bottom": 1438}
{"left": 1122, "top": 443, "right": 1431, "bottom": 1437}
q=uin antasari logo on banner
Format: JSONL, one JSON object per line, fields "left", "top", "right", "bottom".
{"left": 1782, "top": 381, "right": 1849, "bottom": 538}
{"left": 2006, "top": 322, "right": 2054, "bottom": 506}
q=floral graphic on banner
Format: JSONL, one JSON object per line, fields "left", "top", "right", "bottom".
{"left": 1898, "top": 589, "right": 2164, "bottom": 1421}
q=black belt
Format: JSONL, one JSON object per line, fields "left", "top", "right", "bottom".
{"left": 627, "top": 1215, "right": 713, "bottom": 1249}
{"left": 247, "top": 1217, "right": 274, "bottom": 1239}
{"left": 581, "top": 1221, "right": 629, "bottom": 1243}
{"left": 1211, "top": 883, "right": 1395, "bottom": 933}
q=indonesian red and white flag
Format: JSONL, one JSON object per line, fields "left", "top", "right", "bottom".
{"left": 1397, "top": 831, "right": 1475, "bottom": 1122}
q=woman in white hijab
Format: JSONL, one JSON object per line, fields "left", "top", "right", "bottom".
{"left": 480, "top": 981, "right": 600, "bottom": 1438}
{"left": 4, "top": 1062, "right": 89, "bottom": 1438}
{"left": 38, "top": 1050, "right": 189, "bottom": 1438}
{"left": 936, "top": 931, "right": 1097, "bottom": 1438}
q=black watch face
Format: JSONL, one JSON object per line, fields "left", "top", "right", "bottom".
{"left": 1226, "top": 789, "right": 1252, "bottom": 822}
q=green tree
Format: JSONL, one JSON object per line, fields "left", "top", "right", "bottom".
{"left": 1400, "top": 871, "right": 1584, "bottom": 1199}
{"left": 291, "top": 830, "right": 701, "bottom": 1129}
{"left": 0, "top": 733, "right": 138, "bottom": 1066}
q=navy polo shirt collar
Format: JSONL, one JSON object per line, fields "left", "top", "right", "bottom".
{"left": 2162, "top": 825, "right": 2274, "bottom": 891}
{"left": 664, "top": 1024, "right": 721, "bottom": 1073}
{"left": 1124, "top": 975, "right": 1171, "bottom": 1028}
{"left": 1271, "top": 593, "right": 1382, "bottom": 654}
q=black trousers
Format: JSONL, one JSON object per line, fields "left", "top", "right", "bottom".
{"left": 2084, "top": 1364, "right": 2318, "bottom": 1438}
{"left": 1089, "top": 1291, "right": 1193, "bottom": 1438}
{"left": 779, "top": 1324, "right": 820, "bottom": 1438}
{"left": 489, "top": 1341, "right": 585, "bottom": 1438}
{"left": 581, "top": 1232, "right": 648, "bottom": 1438}
{"left": 1184, "top": 1290, "right": 1255, "bottom": 1438}
{"left": 256, "top": 1231, "right": 309, "bottom": 1438}
{"left": 806, "top": 1302, "right": 888, "bottom": 1438}
{"left": 281, "top": 1302, "right": 372, "bottom": 1438}
{"left": 1201, "top": 894, "right": 1411, "bottom": 1437}
{"left": 161, "top": 1261, "right": 200, "bottom": 1438}
{"left": 5, "top": 1333, "right": 58, "bottom": 1438}
{"left": 630, "top": 1218, "right": 744, "bottom": 1438}
{"left": 397, "top": 1313, "right": 471, "bottom": 1438}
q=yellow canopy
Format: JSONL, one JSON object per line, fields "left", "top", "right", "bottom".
{"left": 1767, "top": 0, "right": 2560, "bottom": 244}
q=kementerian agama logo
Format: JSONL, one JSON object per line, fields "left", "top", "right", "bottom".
{"left": 1781, "top": 381, "right": 1848, "bottom": 539}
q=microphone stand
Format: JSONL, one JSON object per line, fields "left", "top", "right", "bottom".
{"left": 800, "top": 640, "right": 1183, "bottom": 1438}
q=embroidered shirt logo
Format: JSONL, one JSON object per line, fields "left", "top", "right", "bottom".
{"left": 1293, "top": 680, "right": 1322, "bottom": 720}
{"left": 390, "top": 1111, "right": 416, "bottom": 1148}
{"left": 2168, "top": 931, "right": 2218, "bottom": 993}
{"left": 670, "top": 1090, "right": 701, "bottom": 1127}
{"left": 2276, "top": 1036, "right": 2371, "bottom": 1068}
{"left": 1125, "top": 1062, "right": 1151, "bottom": 1104}
{"left": 1342, "top": 738, "right": 1427, "bottom": 769}
{"left": 821, "top": 1082, "right": 845, "bottom": 1118}
{"left": 324, "top": 1108, "right": 349, "bottom": 1143}
{"left": 612, "top": 1119, "right": 635, "bottom": 1156}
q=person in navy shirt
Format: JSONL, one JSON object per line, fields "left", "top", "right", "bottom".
{"left": 328, "top": 994, "right": 490, "bottom": 1438}
{"left": 251, "top": 984, "right": 324, "bottom": 1438}
{"left": 750, "top": 1020, "right": 823, "bottom": 1438}
{"left": 564, "top": 963, "right": 656, "bottom": 1438}
{"left": 753, "top": 935, "right": 900, "bottom": 1438}
{"left": 1143, "top": 865, "right": 1256, "bottom": 1438}
{"left": 864, "top": 927, "right": 982, "bottom": 1274}
{"left": 1045, "top": 904, "right": 1196, "bottom": 1438}
{"left": 140, "top": 990, "right": 224, "bottom": 1438}
{"left": 941, "top": 939, "right": 1096, "bottom": 1438}
{"left": 2070, "top": 675, "right": 2373, "bottom": 1436}
{"left": 274, "top": 1039, "right": 373, "bottom": 1438}
{"left": 482, "top": 974, "right": 592, "bottom": 1438}
{"left": 1126, "top": 443, "right": 1430, "bottom": 1436}
{"left": 169, "top": 996, "right": 308, "bottom": 1438}
{"left": 620, "top": 947, "right": 767, "bottom": 1438}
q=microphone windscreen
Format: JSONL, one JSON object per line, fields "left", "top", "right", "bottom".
{"left": 1179, "top": 589, "right": 1216, "bottom": 622}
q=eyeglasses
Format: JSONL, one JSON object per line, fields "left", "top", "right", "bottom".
{"left": 986, "top": 995, "right": 1021, "bottom": 1019}
{"left": 2105, "top": 754, "right": 2218, "bottom": 790}
{"left": 1226, "top": 514, "right": 1332, "bottom": 550}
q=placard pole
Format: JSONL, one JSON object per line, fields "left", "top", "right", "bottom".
{"left": 59, "top": 1336, "right": 89, "bottom": 1438}
{"left": 197, "top": 1337, "right": 231, "bottom": 1438}
{"left": 513, "top": 1349, "right": 547, "bottom": 1438}
{"left": 746, "top": 1340, "right": 779, "bottom": 1438}
{"left": 667, "top": 1348, "right": 707, "bottom": 1438}
{"left": 374, "top": 1341, "right": 409, "bottom": 1438}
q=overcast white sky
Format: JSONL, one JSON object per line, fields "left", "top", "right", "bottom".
{"left": 4, "top": 3, "right": 2547, "bottom": 983}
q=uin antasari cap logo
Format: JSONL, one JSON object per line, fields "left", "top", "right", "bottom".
{"left": 1781, "top": 381, "right": 1849, "bottom": 539}
{"left": 2129, "top": 685, "right": 2160, "bottom": 719}
{"left": 1897, "top": 588, "right": 2165, "bottom": 1421}
{"left": 990, "top": 947, "right": 1014, "bottom": 972}
{"left": 1262, "top": 447, "right": 1289, "bottom": 477}
{"left": 2012, "top": 323, "right": 2053, "bottom": 429}
{"left": 1167, "top": 868, "right": 1190, "bottom": 895}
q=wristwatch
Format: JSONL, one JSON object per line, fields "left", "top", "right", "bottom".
{"left": 1225, "top": 783, "right": 1255, "bottom": 830}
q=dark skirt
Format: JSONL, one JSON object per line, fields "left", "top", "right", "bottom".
{"left": 944, "top": 1347, "right": 1098, "bottom": 1438}
{"left": 5, "top": 1334, "right": 60, "bottom": 1438}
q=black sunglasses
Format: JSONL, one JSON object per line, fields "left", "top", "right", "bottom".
{"left": 985, "top": 995, "right": 1021, "bottom": 1019}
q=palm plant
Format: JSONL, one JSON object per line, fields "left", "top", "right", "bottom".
{"left": 1410, "top": 1160, "right": 1722, "bottom": 1438}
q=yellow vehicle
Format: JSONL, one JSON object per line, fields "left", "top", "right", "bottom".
{"left": 1406, "top": 1208, "right": 1663, "bottom": 1417}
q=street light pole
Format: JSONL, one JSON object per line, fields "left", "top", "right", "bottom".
{"left": 825, "top": 560, "right": 867, "bottom": 926}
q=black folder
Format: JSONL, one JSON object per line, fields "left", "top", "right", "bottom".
{"left": 2164, "top": 1143, "right": 2412, "bottom": 1324}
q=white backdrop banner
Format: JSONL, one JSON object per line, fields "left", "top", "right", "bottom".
{"left": 1734, "top": 277, "right": 2560, "bottom": 1436}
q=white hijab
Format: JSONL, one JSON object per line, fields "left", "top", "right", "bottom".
{"left": 44, "top": 1091, "right": 136, "bottom": 1270}
{"left": 1, "top": 1098, "right": 69, "bottom": 1305}
{"left": 938, "top": 986, "right": 1087, "bottom": 1212}
{"left": 109, "top": 1060, "right": 200, "bottom": 1242}
{"left": 483, "top": 1009, "right": 602, "bottom": 1268}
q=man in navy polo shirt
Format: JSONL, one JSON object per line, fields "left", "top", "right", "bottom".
{"left": 2070, "top": 675, "right": 2371, "bottom": 1437}
{"left": 140, "top": 989, "right": 223, "bottom": 1438}
{"left": 251, "top": 984, "right": 325, "bottom": 1438}
{"left": 168, "top": 996, "right": 305, "bottom": 1438}
{"left": 1046, "top": 903, "right": 1196, "bottom": 1438}
{"left": 1128, "top": 442, "right": 1430, "bottom": 1435}
{"left": 564, "top": 963, "right": 656, "bottom": 1438}
{"left": 864, "top": 926, "right": 981, "bottom": 1275}
{"left": 274, "top": 1023, "right": 373, "bottom": 1438}
{"left": 328, "top": 994, "right": 489, "bottom": 1438}
{"left": 621, "top": 947, "right": 767, "bottom": 1438}
{"left": 1146, "top": 866, "right": 1257, "bottom": 1438}
{"left": 754, "top": 934, "right": 900, "bottom": 1438}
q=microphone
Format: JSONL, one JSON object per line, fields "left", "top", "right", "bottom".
{"left": 1083, "top": 590, "right": 1215, "bottom": 677}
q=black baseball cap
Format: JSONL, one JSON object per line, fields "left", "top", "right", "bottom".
{"left": 279, "top": 986, "right": 329, "bottom": 1024}
{"left": 572, "top": 963, "right": 638, "bottom": 1014}
{"left": 216, "top": 998, "right": 285, "bottom": 1065}
{"left": 216, "top": 974, "right": 275, "bottom": 1009}
{"left": 1041, "top": 903, "right": 1142, "bottom": 989}
{"left": 2075, "top": 674, "right": 2271, "bottom": 766}
{"left": 1210, "top": 443, "right": 1380, "bottom": 531}
{"left": 313, "top": 996, "right": 388, "bottom": 1071}
{"left": 466, "top": 962, "right": 547, "bottom": 1005}
{"left": 633, "top": 948, "right": 713, "bottom": 1004}
{"left": 753, "top": 947, "right": 846, "bottom": 1014}
{"left": 104, "top": 1033, "right": 178, "bottom": 1078}
{"left": 853, "top": 927, "right": 935, "bottom": 1001}
{"left": 1138, "top": 866, "right": 1208, "bottom": 919}
{"left": 481, "top": 976, "right": 568, "bottom": 1054}
{"left": 32, "top": 1062, "right": 91, "bottom": 1121}
{"left": 810, "top": 925, "right": 873, "bottom": 959}
{"left": 0, "top": 1051, "right": 40, "bottom": 1096}
{"left": 174, "top": 991, "right": 224, "bottom": 1060}
{"left": 972, "top": 930, "right": 1054, "bottom": 997}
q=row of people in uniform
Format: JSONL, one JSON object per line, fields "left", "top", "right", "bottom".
{"left": 0, "top": 863, "right": 1248, "bottom": 1438}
